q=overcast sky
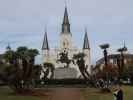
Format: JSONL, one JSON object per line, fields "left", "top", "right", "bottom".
{"left": 0, "top": 0, "right": 133, "bottom": 64}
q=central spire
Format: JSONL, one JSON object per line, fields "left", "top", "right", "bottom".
{"left": 62, "top": 6, "right": 71, "bottom": 33}
{"left": 63, "top": 7, "right": 69, "bottom": 24}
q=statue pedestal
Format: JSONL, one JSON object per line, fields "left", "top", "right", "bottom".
{"left": 53, "top": 67, "right": 78, "bottom": 79}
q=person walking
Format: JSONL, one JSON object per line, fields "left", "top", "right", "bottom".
{"left": 113, "top": 83, "right": 123, "bottom": 100}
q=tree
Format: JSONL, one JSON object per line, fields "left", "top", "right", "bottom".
{"left": 99, "top": 44, "right": 109, "bottom": 67}
{"left": 122, "top": 64, "right": 133, "bottom": 83}
{"left": 99, "top": 44, "right": 111, "bottom": 91}
{"left": 30, "top": 64, "right": 42, "bottom": 87}
{"left": 16, "top": 47, "right": 39, "bottom": 80}
{"left": 0, "top": 63, "right": 23, "bottom": 91}
{"left": 3, "top": 50, "right": 17, "bottom": 65}
{"left": 32, "top": 65, "right": 42, "bottom": 80}
{"left": 27, "top": 49, "right": 39, "bottom": 64}
{"left": 95, "top": 64, "right": 119, "bottom": 81}
{"left": 1, "top": 46, "right": 39, "bottom": 92}
{"left": 42, "top": 62, "right": 55, "bottom": 79}
{"left": 117, "top": 46, "right": 127, "bottom": 79}
{"left": 73, "top": 53, "right": 90, "bottom": 79}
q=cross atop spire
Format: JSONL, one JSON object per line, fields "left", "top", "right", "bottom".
{"left": 42, "top": 30, "right": 49, "bottom": 50}
{"left": 83, "top": 29, "right": 90, "bottom": 49}
{"left": 62, "top": 6, "right": 71, "bottom": 33}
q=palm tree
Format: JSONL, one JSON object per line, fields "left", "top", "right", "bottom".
{"left": 3, "top": 50, "right": 17, "bottom": 65}
{"left": 99, "top": 44, "right": 109, "bottom": 67}
{"left": 32, "top": 65, "right": 42, "bottom": 79}
{"left": 16, "top": 47, "right": 39, "bottom": 77}
{"left": 117, "top": 46, "right": 127, "bottom": 79}
{"left": 27, "top": 49, "right": 39, "bottom": 64}
{"left": 16, "top": 47, "right": 39, "bottom": 88}
{"left": 99, "top": 43, "right": 110, "bottom": 88}
{"left": 2, "top": 46, "right": 39, "bottom": 91}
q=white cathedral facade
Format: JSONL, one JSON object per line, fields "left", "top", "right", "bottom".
{"left": 42, "top": 7, "right": 91, "bottom": 78}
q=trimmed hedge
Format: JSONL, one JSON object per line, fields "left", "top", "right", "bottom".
{"left": 40, "top": 79, "right": 92, "bottom": 85}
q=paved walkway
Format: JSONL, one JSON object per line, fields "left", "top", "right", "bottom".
{"left": 49, "top": 88, "right": 84, "bottom": 100}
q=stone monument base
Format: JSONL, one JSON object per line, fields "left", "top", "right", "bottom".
{"left": 53, "top": 67, "right": 78, "bottom": 79}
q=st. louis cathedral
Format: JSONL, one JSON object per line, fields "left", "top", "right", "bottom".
{"left": 41, "top": 7, "right": 91, "bottom": 78}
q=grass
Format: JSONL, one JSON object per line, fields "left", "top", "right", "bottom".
{"left": 81, "top": 85, "right": 133, "bottom": 100}
{"left": 0, "top": 85, "right": 133, "bottom": 100}
{"left": 0, "top": 86, "right": 49, "bottom": 100}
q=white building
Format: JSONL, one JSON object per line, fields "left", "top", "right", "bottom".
{"left": 42, "top": 7, "right": 91, "bottom": 77}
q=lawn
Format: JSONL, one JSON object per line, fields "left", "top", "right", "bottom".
{"left": 0, "top": 86, "right": 49, "bottom": 100}
{"left": 0, "top": 85, "right": 133, "bottom": 100}
{"left": 81, "top": 85, "right": 133, "bottom": 100}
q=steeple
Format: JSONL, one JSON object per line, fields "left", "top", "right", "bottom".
{"left": 123, "top": 40, "right": 128, "bottom": 51}
{"left": 62, "top": 6, "right": 71, "bottom": 33}
{"left": 42, "top": 30, "right": 49, "bottom": 50}
{"left": 83, "top": 29, "right": 90, "bottom": 49}
{"left": 63, "top": 7, "right": 69, "bottom": 24}
{"left": 123, "top": 40, "right": 126, "bottom": 48}
{"left": 6, "top": 43, "right": 11, "bottom": 51}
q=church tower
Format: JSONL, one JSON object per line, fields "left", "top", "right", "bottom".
{"left": 6, "top": 43, "right": 11, "bottom": 51}
{"left": 42, "top": 30, "right": 50, "bottom": 63}
{"left": 60, "top": 6, "right": 72, "bottom": 50}
{"left": 83, "top": 29, "right": 91, "bottom": 73}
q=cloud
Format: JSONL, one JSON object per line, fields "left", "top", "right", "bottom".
{"left": 0, "top": 0, "right": 133, "bottom": 64}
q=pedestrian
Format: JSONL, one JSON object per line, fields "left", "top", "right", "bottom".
{"left": 112, "top": 82, "right": 123, "bottom": 100}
